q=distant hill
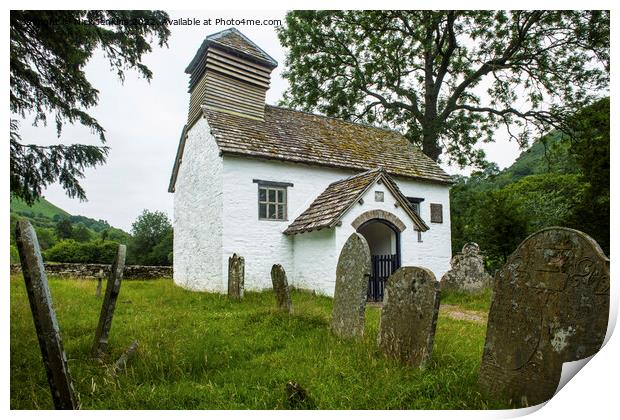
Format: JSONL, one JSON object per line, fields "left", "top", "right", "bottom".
{"left": 10, "top": 196, "right": 132, "bottom": 249}
{"left": 10, "top": 197, "right": 69, "bottom": 220}
{"left": 492, "top": 131, "right": 578, "bottom": 187}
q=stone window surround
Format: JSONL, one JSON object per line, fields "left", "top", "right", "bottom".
{"left": 253, "top": 179, "right": 294, "bottom": 221}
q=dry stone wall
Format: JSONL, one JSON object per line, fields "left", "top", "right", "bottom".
{"left": 10, "top": 263, "right": 171, "bottom": 279}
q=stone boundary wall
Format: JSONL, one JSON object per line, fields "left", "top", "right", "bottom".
{"left": 10, "top": 263, "right": 172, "bottom": 280}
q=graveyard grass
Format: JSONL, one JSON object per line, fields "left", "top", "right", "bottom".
{"left": 10, "top": 276, "right": 505, "bottom": 410}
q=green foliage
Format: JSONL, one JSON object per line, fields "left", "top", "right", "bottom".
{"left": 278, "top": 11, "right": 609, "bottom": 166}
{"left": 10, "top": 277, "right": 507, "bottom": 409}
{"left": 43, "top": 239, "right": 120, "bottom": 264}
{"left": 563, "top": 98, "right": 610, "bottom": 254}
{"left": 450, "top": 98, "right": 610, "bottom": 269}
{"left": 10, "top": 245, "right": 20, "bottom": 264}
{"left": 129, "top": 210, "right": 173, "bottom": 266}
{"left": 10, "top": 10, "right": 170, "bottom": 204}
{"left": 71, "top": 223, "right": 93, "bottom": 242}
{"left": 475, "top": 191, "right": 528, "bottom": 268}
{"left": 54, "top": 219, "right": 73, "bottom": 240}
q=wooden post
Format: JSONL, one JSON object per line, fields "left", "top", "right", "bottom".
{"left": 15, "top": 220, "right": 77, "bottom": 410}
{"left": 91, "top": 245, "right": 126, "bottom": 357}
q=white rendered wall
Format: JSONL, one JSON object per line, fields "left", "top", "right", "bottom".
{"left": 173, "top": 117, "right": 224, "bottom": 291}
{"left": 219, "top": 154, "right": 452, "bottom": 296}
{"left": 334, "top": 177, "right": 452, "bottom": 292}
{"left": 221, "top": 156, "right": 354, "bottom": 291}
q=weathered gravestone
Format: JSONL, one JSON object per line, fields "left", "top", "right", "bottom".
{"left": 332, "top": 233, "right": 371, "bottom": 338}
{"left": 91, "top": 244, "right": 127, "bottom": 357}
{"left": 228, "top": 253, "right": 245, "bottom": 299}
{"left": 95, "top": 268, "right": 105, "bottom": 298}
{"left": 15, "top": 220, "right": 77, "bottom": 409}
{"left": 441, "top": 242, "right": 493, "bottom": 293}
{"left": 378, "top": 267, "right": 440, "bottom": 368}
{"left": 479, "top": 227, "right": 610, "bottom": 407}
{"left": 271, "top": 264, "right": 292, "bottom": 313}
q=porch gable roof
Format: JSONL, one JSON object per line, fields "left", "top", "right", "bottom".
{"left": 283, "top": 168, "right": 429, "bottom": 235}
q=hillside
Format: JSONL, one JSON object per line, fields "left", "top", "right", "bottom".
{"left": 10, "top": 197, "right": 69, "bottom": 219}
{"left": 450, "top": 98, "right": 609, "bottom": 267}
{"left": 9, "top": 196, "right": 132, "bottom": 264}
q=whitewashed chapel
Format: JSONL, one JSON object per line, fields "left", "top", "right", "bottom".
{"left": 168, "top": 28, "right": 453, "bottom": 299}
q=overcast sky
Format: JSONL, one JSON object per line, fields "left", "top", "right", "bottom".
{"left": 18, "top": 10, "right": 522, "bottom": 232}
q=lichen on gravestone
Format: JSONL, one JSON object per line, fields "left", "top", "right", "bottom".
{"left": 15, "top": 220, "right": 77, "bottom": 409}
{"left": 331, "top": 233, "right": 371, "bottom": 339}
{"left": 271, "top": 264, "right": 292, "bottom": 313}
{"left": 228, "top": 253, "right": 245, "bottom": 299}
{"left": 91, "top": 244, "right": 127, "bottom": 357}
{"left": 479, "top": 227, "right": 610, "bottom": 407}
{"left": 440, "top": 242, "right": 492, "bottom": 294}
{"left": 378, "top": 266, "right": 440, "bottom": 368}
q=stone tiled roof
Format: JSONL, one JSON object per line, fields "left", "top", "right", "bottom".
{"left": 204, "top": 105, "right": 453, "bottom": 184}
{"left": 185, "top": 28, "right": 278, "bottom": 75}
{"left": 283, "top": 168, "right": 429, "bottom": 235}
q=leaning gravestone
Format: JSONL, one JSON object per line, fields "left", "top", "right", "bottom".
{"left": 479, "top": 227, "right": 610, "bottom": 407}
{"left": 91, "top": 244, "right": 127, "bottom": 357}
{"left": 378, "top": 267, "right": 440, "bottom": 368}
{"left": 271, "top": 264, "right": 292, "bottom": 313}
{"left": 441, "top": 242, "right": 493, "bottom": 293}
{"left": 228, "top": 253, "right": 245, "bottom": 299}
{"left": 331, "top": 233, "right": 371, "bottom": 338}
{"left": 15, "top": 220, "right": 77, "bottom": 409}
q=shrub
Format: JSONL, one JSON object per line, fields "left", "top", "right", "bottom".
{"left": 44, "top": 239, "right": 121, "bottom": 264}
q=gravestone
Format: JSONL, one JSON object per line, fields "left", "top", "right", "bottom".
{"left": 228, "top": 254, "right": 245, "bottom": 299}
{"left": 15, "top": 220, "right": 77, "bottom": 409}
{"left": 479, "top": 227, "right": 610, "bottom": 407}
{"left": 95, "top": 269, "right": 105, "bottom": 298}
{"left": 331, "top": 233, "right": 371, "bottom": 338}
{"left": 271, "top": 264, "right": 292, "bottom": 313}
{"left": 378, "top": 267, "right": 440, "bottom": 368}
{"left": 441, "top": 242, "right": 492, "bottom": 293}
{"left": 91, "top": 244, "right": 127, "bottom": 357}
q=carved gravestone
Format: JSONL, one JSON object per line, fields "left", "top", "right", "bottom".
{"left": 15, "top": 220, "right": 77, "bottom": 409}
{"left": 479, "top": 227, "right": 610, "bottom": 407}
{"left": 378, "top": 267, "right": 440, "bottom": 368}
{"left": 228, "top": 253, "right": 245, "bottom": 299}
{"left": 271, "top": 264, "right": 292, "bottom": 313}
{"left": 332, "top": 233, "right": 371, "bottom": 338}
{"left": 91, "top": 245, "right": 127, "bottom": 357}
{"left": 441, "top": 242, "right": 493, "bottom": 293}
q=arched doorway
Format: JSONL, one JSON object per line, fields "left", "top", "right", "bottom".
{"left": 357, "top": 219, "right": 401, "bottom": 302}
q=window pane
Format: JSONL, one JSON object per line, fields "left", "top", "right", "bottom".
{"left": 277, "top": 204, "right": 285, "bottom": 220}
{"left": 259, "top": 188, "right": 266, "bottom": 202}
{"left": 277, "top": 190, "right": 284, "bottom": 203}
{"left": 259, "top": 203, "right": 267, "bottom": 219}
{"left": 268, "top": 204, "right": 276, "bottom": 219}
{"left": 268, "top": 189, "right": 276, "bottom": 202}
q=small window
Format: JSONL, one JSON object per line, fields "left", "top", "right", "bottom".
{"left": 374, "top": 191, "right": 384, "bottom": 202}
{"left": 258, "top": 185, "right": 287, "bottom": 221}
{"left": 407, "top": 197, "right": 424, "bottom": 216}
{"left": 430, "top": 203, "right": 443, "bottom": 223}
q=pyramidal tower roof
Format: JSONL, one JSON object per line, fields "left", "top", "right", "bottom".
{"left": 185, "top": 27, "right": 278, "bottom": 75}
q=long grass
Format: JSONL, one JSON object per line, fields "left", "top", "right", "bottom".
{"left": 10, "top": 276, "right": 506, "bottom": 409}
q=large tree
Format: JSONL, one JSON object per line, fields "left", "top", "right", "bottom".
{"left": 10, "top": 10, "right": 170, "bottom": 204}
{"left": 277, "top": 11, "right": 609, "bottom": 166}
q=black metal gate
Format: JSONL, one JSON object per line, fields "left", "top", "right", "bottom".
{"left": 367, "top": 254, "right": 399, "bottom": 302}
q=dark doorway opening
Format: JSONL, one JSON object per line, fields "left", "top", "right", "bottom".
{"left": 357, "top": 219, "right": 401, "bottom": 302}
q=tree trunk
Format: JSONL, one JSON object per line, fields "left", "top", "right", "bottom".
{"left": 422, "top": 126, "right": 442, "bottom": 162}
